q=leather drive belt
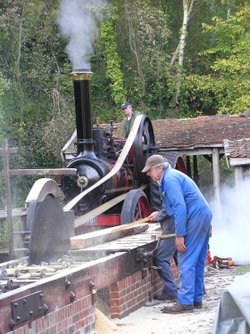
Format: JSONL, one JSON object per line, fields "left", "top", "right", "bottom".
{"left": 63, "top": 115, "right": 145, "bottom": 225}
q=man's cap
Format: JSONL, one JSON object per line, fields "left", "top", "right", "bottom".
{"left": 121, "top": 102, "right": 131, "bottom": 110}
{"left": 142, "top": 154, "right": 168, "bottom": 172}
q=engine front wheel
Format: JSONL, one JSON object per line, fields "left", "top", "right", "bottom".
{"left": 120, "top": 189, "right": 151, "bottom": 224}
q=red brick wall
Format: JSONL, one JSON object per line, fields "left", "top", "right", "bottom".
{"left": 109, "top": 270, "right": 151, "bottom": 319}
{"left": 109, "top": 258, "right": 179, "bottom": 319}
{"left": 4, "top": 258, "right": 179, "bottom": 332}
{"left": 7, "top": 295, "right": 95, "bottom": 334}
{"left": 109, "top": 260, "right": 179, "bottom": 319}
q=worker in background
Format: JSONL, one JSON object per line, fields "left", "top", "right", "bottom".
{"left": 147, "top": 209, "right": 178, "bottom": 301}
{"left": 142, "top": 154, "right": 212, "bottom": 313}
{"left": 121, "top": 102, "right": 141, "bottom": 138}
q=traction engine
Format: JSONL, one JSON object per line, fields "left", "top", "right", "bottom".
{"left": 25, "top": 69, "right": 186, "bottom": 264}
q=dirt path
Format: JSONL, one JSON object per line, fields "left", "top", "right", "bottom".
{"left": 112, "top": 268, "right": 235, "bottom": 334}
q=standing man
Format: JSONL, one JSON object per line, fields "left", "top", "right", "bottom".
{"left": 142, "top": 154, "right": 212, "bottom": 313}
{"left": 147, "top": 209, "right": 178, "bottom": 301}
{"left": 121, "top": 102, "right": 141, "bottom": 138}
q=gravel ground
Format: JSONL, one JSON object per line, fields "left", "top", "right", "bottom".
{"left": 109, "top": 267, "right": 235, "bottom": 334}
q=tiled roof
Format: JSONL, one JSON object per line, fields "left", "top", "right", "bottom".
{"left": 63, "top": 113, "right": 250, "bottom": 159}
{"left": 148, "top": 114, "right": 250, "bottom": 149}
{"left": 112, "top": 114, "right": 250, "bottom": 149}
{"left": 224, "top": 138, "right": 250, "bottom": 159}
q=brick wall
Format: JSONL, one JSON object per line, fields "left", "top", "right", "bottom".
{"left": 7, "top": 295, "right": 95, "bottom": 334}
{"left": 109, "top": 258, "right": 179, "bottom": 319}
{"left": 5, "top": 258, "right": 179, "bottom": 333}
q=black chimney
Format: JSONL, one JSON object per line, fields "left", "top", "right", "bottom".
{"left": 72, "top": 70, "right": 96, "bottom": 158}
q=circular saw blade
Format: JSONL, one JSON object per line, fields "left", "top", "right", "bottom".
{"left": 28, "top": 194, "right": 70, "bottom": 264}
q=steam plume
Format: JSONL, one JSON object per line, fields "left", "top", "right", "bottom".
{"left": 57, "top": 0, "right": 106, "bottom": 70}
{"left": 210, "top": 178, "right": 250, "bottom": 263}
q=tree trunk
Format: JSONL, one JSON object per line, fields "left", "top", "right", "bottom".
{"left": 16, "top": 1, "right": 25, "bottom": 126}
{"left": 170, "top": 0, "right": 195, "bottom": 105}
{"left": 124, "top": 0, "right": 146, "bottom": 99}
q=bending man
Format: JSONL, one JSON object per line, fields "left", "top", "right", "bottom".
{"left": 142, "top": 155, "right": 212, "bottom": 313}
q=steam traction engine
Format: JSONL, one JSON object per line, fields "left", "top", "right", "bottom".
{"left": 25, "top": 69, "right": 166, "bottom": 264}
{"left": 60, "top": 70, "right": 156, "bottom": 227}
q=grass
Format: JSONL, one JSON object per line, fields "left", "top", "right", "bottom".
{"left": 235, "top": 264, "right": 250, "bottom": 276}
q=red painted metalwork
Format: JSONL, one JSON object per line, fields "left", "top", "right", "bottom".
{"left": 96, "top": 215, "right": 120, "bottom": 226}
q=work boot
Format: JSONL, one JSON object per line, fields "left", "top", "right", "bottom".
{"left": 153, "top": 292, "right": 177, "bottom": 301}
{"left": 194, "top": 301, "right": 203, "bottom": 309}
{"left": 161, "top": 303, "right": 194, "bottom": 313}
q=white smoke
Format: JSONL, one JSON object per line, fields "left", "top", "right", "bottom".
{"left": 57, "top": 0, "right": 106, "bottom": 70}
{"left": 209, "top": 177, "right": 250, "bottom": 263}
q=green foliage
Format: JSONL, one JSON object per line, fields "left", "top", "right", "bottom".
{"left": 98, "top": 5, "right": 126, "bottom": 114}
{"left": 235, "top": 264, "right": 250, "bottom": 275}
{"left": 186, "top": 4, "right": 250, "bottom": 115}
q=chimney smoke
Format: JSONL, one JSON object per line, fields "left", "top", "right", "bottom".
{"left": 57, "top": 0, "right": 106, "bottom": 70}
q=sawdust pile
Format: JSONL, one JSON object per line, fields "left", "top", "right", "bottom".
{"left": 94, "top": 308, "right": 129, "bottom": 334}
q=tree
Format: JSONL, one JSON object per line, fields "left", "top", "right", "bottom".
{"left": 188, "top": 3, "right": 250, "bottom": 114}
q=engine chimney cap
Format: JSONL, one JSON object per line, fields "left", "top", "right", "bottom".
{"left": 71, "top": 70, "right": 93, "bottom": 80}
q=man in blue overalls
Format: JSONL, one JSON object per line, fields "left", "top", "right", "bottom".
{"left": 142, "top": 154, "right": 212, "bottom": 313}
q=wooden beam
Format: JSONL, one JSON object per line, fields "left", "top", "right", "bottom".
{"left": 229, "top": 158, "right": 250, "bottom": 166}
{"left": 234, "top": 166, "right": 244, "bottom": 186}
{"left": 0, "top": 147, "right": 18, "bottom": 155}
{"left": 193, "top": 155, "right": 199, "bottom": 186}
{"left": 7, "top": 168, "right": 77, "bottom": 176}
{"left": 70, "top": 219, "right": 150, "bottom": 250}
{"left": 186, "top": 156, "right": 191, "bottom": 177}
{"left": 204, "top": 155, "right": 212, "bottom": 163}
{"left": 212, "top": 148, "right": 221, "bottom": 213}
{"left": 2, "top": 140, "right": 14, "bottom": 259}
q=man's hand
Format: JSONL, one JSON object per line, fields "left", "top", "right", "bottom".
{"left": 176, "top": 236, "right": 187, "bottom": 253}
{"left": 147, "top": 211, "right": 159, "bottom": 222}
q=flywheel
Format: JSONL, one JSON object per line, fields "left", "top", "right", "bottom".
{"left": 133, "top": 116, "right": 156, "bottom": 182}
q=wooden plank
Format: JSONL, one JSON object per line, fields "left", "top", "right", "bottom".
{"left": 2, "top": 140, "right": 14, "bottom": 259}
{"left": 229, "top": 157, "right": 250, "bottom": 166}
{"left": 0, "top": 208, "right": 26, "bottom": 219}
{"left": 0, "top": 147, "right": 18, "bottom": 155}
{"left": 70, "top": 218, "right": 150, "bottom": 250}
{"left": 8, "top": 168, "right": 77, "bottom": 176}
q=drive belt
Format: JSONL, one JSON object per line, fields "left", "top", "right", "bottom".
{"left": 74, "top": 184, "right": 147, "bottom": 227}
{"left": 63, "top": 115, "right": 145, "bottom": 214}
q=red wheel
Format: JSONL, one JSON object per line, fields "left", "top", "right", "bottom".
{"left": 120, "top": 189, "right": 151, "bottom": 224}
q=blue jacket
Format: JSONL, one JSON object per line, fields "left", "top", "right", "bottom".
{"left": 160, "top": 166, "right": 212, "bottom": 237}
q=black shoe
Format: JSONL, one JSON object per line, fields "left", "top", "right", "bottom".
{"left": 194, "top": 301, "right": 203, "bottom": 309}
{"left": 153, "top": 292, "right": 177, "bottom": 301}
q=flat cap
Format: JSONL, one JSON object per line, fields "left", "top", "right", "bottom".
{"left": 142, "top": 154, "right": 168, "bottom": 172}
{"left": 121, "top": 102, "right": 131, "bottom": 109}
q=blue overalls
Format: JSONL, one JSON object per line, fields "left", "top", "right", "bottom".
{"left": 160, "top": 166, "right": 212, "bottom": 305}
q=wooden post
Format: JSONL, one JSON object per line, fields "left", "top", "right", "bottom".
{"left": 212, "top": 148, "right": 221, "bottom": 216}
{"left": 193, "top": 155, "right": 199, "bottom": 186}
{"left": 186, "top": 156, "right": 192, "bottom": 177}
{"left": 2, "top": 140, "right": 14, "bottom": 259}
{"left": 234, "top": 166, "right": 244, "bottom": 187}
